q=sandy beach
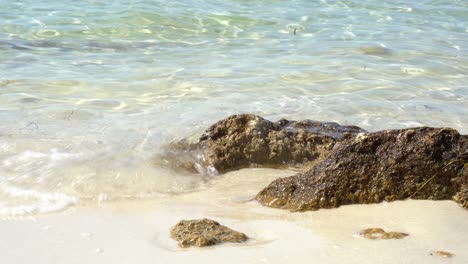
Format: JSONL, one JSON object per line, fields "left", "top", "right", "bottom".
{"left": 1, "top": 0, "right": 467, "bottom": 263}
{"left": 1, "top": 168, "right": 467, "bottom": 264}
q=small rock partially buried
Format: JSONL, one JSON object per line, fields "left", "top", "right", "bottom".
{"left": 431, "top": 251, "right": 454, "bottom": 258}
{"left": 171, "top": 218, "right": 248, "bottom": 248}
{"left": 358, "top": 228, "right": 408, "bottom": 240}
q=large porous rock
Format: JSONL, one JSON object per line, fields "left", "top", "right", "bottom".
{"left": 170, "top": 218, "right": 248, "bottom": 248}
{"left": 159, "top": 114, "right": 366, "bottom": 174}
{"left": 256, "top": 127, "right": 467, "bottom": 211}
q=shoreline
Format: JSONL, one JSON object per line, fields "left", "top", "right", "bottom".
{"left": 1, "top": 168, "right": 467, "bottom": 264}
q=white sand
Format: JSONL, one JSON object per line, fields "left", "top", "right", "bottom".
{"left": 1, "top": 168, "right": 467, "bottom": 264}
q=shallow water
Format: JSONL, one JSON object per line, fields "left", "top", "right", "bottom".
{"left": 0, "top": 0, "right": 467, "bottom": 215}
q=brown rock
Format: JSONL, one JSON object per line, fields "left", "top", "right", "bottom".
{"left": 158, "top": 114, "right": 366, "bottom": 174}
{"left": 452, "top": 158, "right": 468, "bottom": 208}
{"left": 256, "top": 127, "right": 467, "bottom": 211}
{"left": 357, "top": 46, "right": 392, "bottom": 56}
{"left": 358, "top": 228, "right": 408, "bottom": 240}
{"left": 431, "top": 251, "right": 454, "bottom": 258}
{"left": 170, "top": 218, "right": 248, "bottom": 248}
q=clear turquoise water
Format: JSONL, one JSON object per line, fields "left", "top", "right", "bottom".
{"left": 0, "top": 0, "right": 467, "bottom": 215}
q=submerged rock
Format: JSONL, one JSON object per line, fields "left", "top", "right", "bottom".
{"left": 170, "top": 218, "right": 248, "bottom": 248}
{"left": 257, "top": 127, "right": 467, "bottom": 211}
{"left": 358, "top": 228, "right": 408, "bottom": 240}
{"left": 158, "top": 114, "right": 366, "bottom": 174}
{"left": 357, "top": 46, "right": 392, "bottom": 56}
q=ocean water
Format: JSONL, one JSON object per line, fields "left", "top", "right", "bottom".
{"left": 0, "top": 0, "right": 467, "bottom": 216}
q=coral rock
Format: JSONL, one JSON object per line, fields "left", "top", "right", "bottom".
{"left": 257, "top": 127, "right": 467, "bottom": 211}
{"left": 159, "top": 114, "right": 366, "bottom": 174}
{"left": 171, "top": 218, "right": 248, "bottom": 248}
{"left": 358, "top": 228, "right": 408, "bottom": 240}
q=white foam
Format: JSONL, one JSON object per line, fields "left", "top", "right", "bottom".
{"left": 0, "top": 183, "right": 77, "bottom": 216}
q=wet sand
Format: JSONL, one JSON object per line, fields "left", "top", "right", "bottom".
{"left": 1, "top": 168, "right": 467, "bottom": 264}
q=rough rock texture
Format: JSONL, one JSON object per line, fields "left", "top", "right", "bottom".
{"left": 256, "top": 127, "right": 468, "bottom": 211}
{"left": 453, "top": 161, "right": 468, "bottom": 208}
{"left": 159, "top": 114, "right": 366, "bottom": 174}
{"left": 358, "top": 228, "right": 408, "bottom": 240}
{"left": 170, "top": 218, "right": 248, "bottom": 248}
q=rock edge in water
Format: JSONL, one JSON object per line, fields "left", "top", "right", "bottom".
{"left": 256, "top": 127, "right": 467, "bottom": 211}
{"left": 158, "top": 114, "right": 366, "bottom": 174}
{"left": 171, "top": 218, "right": 248, "bottom": 248}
